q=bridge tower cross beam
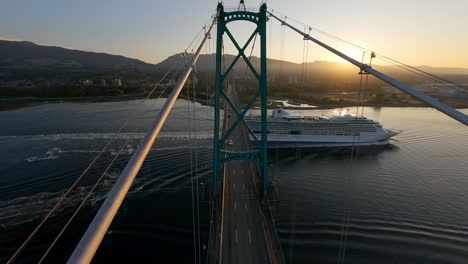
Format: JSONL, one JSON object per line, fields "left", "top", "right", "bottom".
{"left": 213, "top": 3, "right": 269, "bottom": 199}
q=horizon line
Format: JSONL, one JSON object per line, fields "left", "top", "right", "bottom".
{"left": 1, "top": 38, "right": 467, "bottom": 70}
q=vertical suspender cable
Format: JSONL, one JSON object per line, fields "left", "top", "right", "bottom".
{"left": 362, "top": 53, "right": 375, "bottom": 118}
{"left": 355, "top": 52, "right": 365, "bottom": 119}
{"left": 188, "top": 81, "right": 197, "bottom": 264}
{"left": 268, "top": 13, "right": 273, "bottom": 60}
{"left": 193, "top": 76, "right": 202, "bottom": 264}
{"left": 279, "top": 15, "right": 286, "bottom": 77}
{"left": 67, "top": 16, "right": 217, "bottom": 264}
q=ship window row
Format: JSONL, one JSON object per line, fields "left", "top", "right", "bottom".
{"left": 249, "top": 123, "right": 374, "bottom": 128}
{"left": 250, "top": 128, "right": 375, "bottom": 133}
{"left": 252, "top": 130, "right": 361, "bottom": 136}
{"left": 266, "top": 125, "right": 376, "bottom": 130}
{"left": 249, "top": 123, "right": 375, "bottom": 129}
{"left": 247, "top": 119, "right": 376, "bottom": 125}
{"left": 250, "top": 126, "right": 376, "bottom": 132}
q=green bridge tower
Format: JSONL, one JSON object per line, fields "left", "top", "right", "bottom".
{"left": 213, "top": 3, "right": 269, "bottom": 198}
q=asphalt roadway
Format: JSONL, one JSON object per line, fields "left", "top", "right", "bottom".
{"left": 219, "top": 114, "right": 271, "bottom": 264}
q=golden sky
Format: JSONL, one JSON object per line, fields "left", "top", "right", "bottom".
{"left": 1, "top": 0, "right": 466, "bottom": 68}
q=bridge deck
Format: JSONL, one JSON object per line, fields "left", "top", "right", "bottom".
{"left": 207, "top": 84, "right": 283, "bottom": 264}
{"left": 219, "top": 120, "right": 271, "bottom": 263}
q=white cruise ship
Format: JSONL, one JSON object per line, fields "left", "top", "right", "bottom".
{"left": 246, "top": 106, "right": 400, "bottom": 148}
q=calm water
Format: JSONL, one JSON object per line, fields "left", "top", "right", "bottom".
{"left": 0, "top": 100, "right": 467, "bottom": 263}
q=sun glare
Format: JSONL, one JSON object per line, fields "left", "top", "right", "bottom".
{"left": 326, "top": 47, "right": 365, "bottom": 63}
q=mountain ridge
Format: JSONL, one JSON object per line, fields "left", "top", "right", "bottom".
{"left": 0, "top": 40, "right": 153, "bottom": 70}
{"left": 1, "top": 40, "right": 467, "bottom": 79}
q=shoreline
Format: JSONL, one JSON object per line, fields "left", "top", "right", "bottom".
{"left": 1, "top": 95, "right": 467, "bottom": 112}
{"left": 0, "top": 94, "right": 148, "bottom": 111}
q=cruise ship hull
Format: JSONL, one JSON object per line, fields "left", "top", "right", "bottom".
{"left": 249, "top": 133, "right": 394, "bottom": 148}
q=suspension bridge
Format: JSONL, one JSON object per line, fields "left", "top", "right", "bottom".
{"left": 5, "top": 2, "right": 468, "bottom": 264}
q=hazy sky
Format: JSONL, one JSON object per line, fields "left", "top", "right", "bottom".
{"left": 1, "top": 0, "right": 467, "bottom": 67}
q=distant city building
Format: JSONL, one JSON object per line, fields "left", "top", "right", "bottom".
{"left": 83, "top": 80, "right": 93, "bottom": 86}
{"left": 127, "top": 80, "right": 151, "bottom": 87}
{"left": 112, "top": 79, "right": 122, "bottom": 87}
{"left": 288, "top": 76, "right": 298, "bottom": 85}
{"left": 100, "top": 80, "right": 107, "bottom": 87}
